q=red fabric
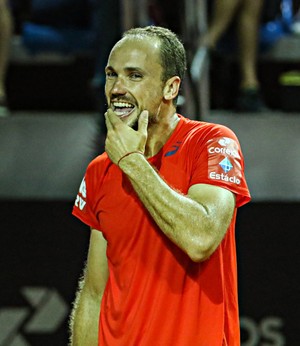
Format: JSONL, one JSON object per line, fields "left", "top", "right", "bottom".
{"left": 73, "top": 115, "right": 251, "bottom": 345}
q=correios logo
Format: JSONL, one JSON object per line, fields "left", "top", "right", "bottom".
{"left": 209, "top": 171, "right": 241, "bottom": 185}
{"left": 218, "top": 137, "right": 232, "bottom": 146}
{"left": 207, "top": 137, "right": 240, "bottom": 158}
{"left": 208, "top": 146, "right": 239, "bottom": 158}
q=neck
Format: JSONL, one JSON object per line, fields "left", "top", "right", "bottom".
{"left": 145, "top": 112, "right": 179, "bottom": 158}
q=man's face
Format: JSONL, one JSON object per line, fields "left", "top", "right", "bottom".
{"left": 105, "top": 37, "right": 165, "bottom": 127}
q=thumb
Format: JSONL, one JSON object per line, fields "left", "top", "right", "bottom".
{"left": 138, "top": 110, "right": 149, "bottom": 136}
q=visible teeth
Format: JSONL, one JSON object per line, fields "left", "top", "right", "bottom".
{"left": 113, "top": 102, "right": 133, "bottom": 108}
{"left": 115, "top": 110, "right": 127, "bottom": 116}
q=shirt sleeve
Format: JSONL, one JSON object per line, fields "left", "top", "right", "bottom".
{"left": 72, "top": 158, "right": 102, "bottom": 230}
{"left": 190, "top": 124, "right": 251, "bottom": 207}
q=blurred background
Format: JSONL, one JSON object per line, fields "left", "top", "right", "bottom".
{"left": 0, "top": 0, "right": 300, "bottom": 345}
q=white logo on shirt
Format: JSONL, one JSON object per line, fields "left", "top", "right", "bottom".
{"left": 209, "top": 172, "right": 241, "bottom": 185}
{"left": 218, "top": 137, "right": 232, "bottom": 146}
{"left": 75, "top": 194, "right": 86, "bottom": 210}
{"left": 75, "top": 177, "right": 87, "bottom": 210}
{"left": 79, "top": 178, "right": 86, "bottom": 198}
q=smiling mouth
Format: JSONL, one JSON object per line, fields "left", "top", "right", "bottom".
{"left": 112, "top": 102, "right": 135, "bottom": 118}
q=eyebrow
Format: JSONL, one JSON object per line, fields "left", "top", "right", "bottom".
{"left": 105, "top": 66, "right": 145, "bottom": 74}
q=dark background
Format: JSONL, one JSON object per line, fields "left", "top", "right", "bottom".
{"left": 1, "top": 201, "right": 298, "bottom": 345}
{"left": 1, "top": 0, "right": 300, "bottom": 345}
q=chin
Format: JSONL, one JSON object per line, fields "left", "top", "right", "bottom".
{"left": 131, "top": 119, "right": 139, "bottom": 131}
{"left": 123, "top": 111, "right": 139, "bottom": 128}
{"left": 124, "top": 115, "right": 138, "bottom": 129}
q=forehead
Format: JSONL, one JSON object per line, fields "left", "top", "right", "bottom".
{"left": 108, "top": 36, "right": 162, "bottom": 69}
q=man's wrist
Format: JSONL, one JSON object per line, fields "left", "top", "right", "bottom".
{"left": 117, "top": 151, "right": 145, "bottom": 167}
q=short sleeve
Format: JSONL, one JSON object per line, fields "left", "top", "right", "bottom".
{"left": 72, "top": 158, "right": 103, "bottom": 230}
{"left": 190, "top": 124, "right": 251, "bottom": 207}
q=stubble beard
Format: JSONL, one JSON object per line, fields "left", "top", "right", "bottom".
{"left": 131, "top": 109, "right": 159, "bottom": 131}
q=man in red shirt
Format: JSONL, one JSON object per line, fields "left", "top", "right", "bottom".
{"left": 70, "top": 26, "right": 250, "bottom": 345}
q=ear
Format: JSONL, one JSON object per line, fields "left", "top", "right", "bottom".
{"left": 163, "top": 76, "right": 181, "bottom": 101}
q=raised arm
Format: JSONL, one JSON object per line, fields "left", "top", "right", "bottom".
{"left": 69, "top": 229, "right": 109, "bottom": 345}
{"left": 105, "top": 110, "right": 235, "bottom": 263}
{"left": 119, "top": 154, "right": 235, "bottom": 262}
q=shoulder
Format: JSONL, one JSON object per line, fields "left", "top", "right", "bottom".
{"left": 86, "top": 152, "right": 111, "bottom": 174}
{"left": 178, "top": 115, "right": 239, "bottom": 144}
{"left": 84, "top": 152, "right": 114, "bottom": 191}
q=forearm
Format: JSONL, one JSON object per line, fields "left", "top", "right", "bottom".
{"left": 69, "top": 285, "right": 101, "bottom": 346}
{"left": 119, "top": 153, "right": 214, "bottom": 261}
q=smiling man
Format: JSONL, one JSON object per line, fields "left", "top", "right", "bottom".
{"left": 69, "top": 26, "right": 251, "bottom": 346}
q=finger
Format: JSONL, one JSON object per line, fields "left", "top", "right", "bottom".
{"left": 138, "top": 110, "right": 149, "bottom": 136}
{"left": 105, "top": 112, "right": 113, "bottom": 131}
{"left": 106, "top": 108, "right": 122, "bottom": 127}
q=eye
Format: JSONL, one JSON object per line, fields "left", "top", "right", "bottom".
{"left": 130, "top": 72, "right": 143, "bottom": 80}
{"left": 106, "top": 71, "right": 117, "bottom": 79}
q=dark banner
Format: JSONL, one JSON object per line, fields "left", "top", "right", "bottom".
{"left": 0, "top": 201, "right": 299, "bottom": 345}
{"left": 0, "top": 201, "right": 89, "bottom": 346}
{"left": 237, "top": 202, "right": 300, "bottom": 345}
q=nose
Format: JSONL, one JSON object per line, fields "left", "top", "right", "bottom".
{"left": 110, "top": 77, "right": 127, "bottom": 95}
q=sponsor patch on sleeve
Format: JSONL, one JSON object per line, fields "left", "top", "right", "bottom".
{"left": 74, "top": 177, "right": 87, "bottom": 211}
{"left": 207, "top": 137, "right": 242, "bottom": 185}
